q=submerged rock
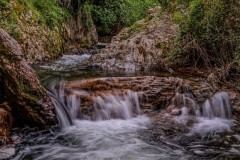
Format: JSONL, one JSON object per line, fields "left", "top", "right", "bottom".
{"left": 87, "top": 7, "right": 178, "bottom": 71}
{"left": 0, "top": 29, "right": 56, "bottom": 145}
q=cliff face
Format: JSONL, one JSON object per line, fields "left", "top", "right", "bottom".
{"left": 0, "top": 0, "right": 98, "bottom": 145}
{"left": 60, "top": 0, "right": 98, "bottom": 54}
{"left": 0, "top": 0, "right": 98, "bottom": 64}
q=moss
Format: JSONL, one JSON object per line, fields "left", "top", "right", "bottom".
{"left": 128, "top": 22, "right": 148, "bottom": 37}
{"left": 172, "top": 11, "right": 183, "bottom": 23}
{"left": 0, "top": 0, "right": 70, "bottom": 61}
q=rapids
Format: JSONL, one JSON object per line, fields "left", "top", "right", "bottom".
{"left": 11, "top": 54, "right": 240, "bottom": 160}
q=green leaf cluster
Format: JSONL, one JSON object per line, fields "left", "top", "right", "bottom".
{"left": 177, "top": 0, "right": 240, "bottom": 67}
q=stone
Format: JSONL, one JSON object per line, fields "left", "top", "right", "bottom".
{"left": 0, "top": 29, "right": 57, "bottom": 145}
{"left": 87, "top": 7, "right": 178, "bottom": 71}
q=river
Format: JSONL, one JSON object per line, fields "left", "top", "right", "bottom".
{"left": 12, "top": 54, "right": 240, "bottom": 160}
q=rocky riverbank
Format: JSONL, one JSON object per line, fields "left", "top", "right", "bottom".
{"left": 0, "top": 29, "right": 56, "bottom": 145}
{"left": 87, "top": 7, "right": 178, "bottom": 72}
{"left": 0, "top": 0, "right": 98, "bottom": 146}
{"left": 0, "top": 2, "right": 239, "bottom": 155}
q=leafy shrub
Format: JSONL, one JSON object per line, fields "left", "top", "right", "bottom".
{"left": 0, "top": 0, "right": 67, "bottom": 29}
{"left": 19, "top": 0, "right": 67, "bottom": 28}
{"left": 90, "top": 0, "right": 159, "bottom": 36}
{"left": 177, "top": 0, "right": 240, "bottom": 67}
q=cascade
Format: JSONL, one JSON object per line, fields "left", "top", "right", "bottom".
{"left": 202, "top": 92, "right": 231, "bottom": 119}
{"left": 93, "top": 90, "right": 141, "bottom": 120}
{"left": 47, "top": 81, "right": 79, "bottom": 127}
{"left": 178, "top": 92, "right": 231, "bottom": 119}
{"left": 180, "top": 92, "right": 234, "bottom": 137}
{"left": 48, "top": 81, "right": 142, "bottom": 127}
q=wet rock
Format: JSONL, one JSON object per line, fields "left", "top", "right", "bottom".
{"left": 0, "top": 29, "right": 57, "bottom": 144}
{"left": 0, "top": 103, "right": 13, "bottom": 145}
{"left": 87, "top": 7, "right": 178, "bottom": 71}
{"left": 0, "top": 147, "right": 15, "bottom": 159}
{"left": 63, "top": 76, "right": 194, "bottom": 119}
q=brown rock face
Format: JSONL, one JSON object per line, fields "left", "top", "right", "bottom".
{"left": 0, "top": 29, "right": 57, "bottom": 144}
{"left": 0, "top": 103, "right": 13, "bottom": 145}
{"left": 87, "top": 7, "right": 178, "bottom": 71}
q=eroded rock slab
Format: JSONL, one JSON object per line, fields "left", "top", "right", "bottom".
{"left": 0, "top": 29, "right": 57, "bottom": 145}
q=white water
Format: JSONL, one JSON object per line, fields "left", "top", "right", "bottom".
{"left": 93, "top": 90, "right": 141, "bottom": 120}
{"left": 48, "top": 81, "right": 80, "bottom": 127}
{"left": 177, "top": 92, "right": 234, "bottom": 138}
{"left": 14, "top": 116, "right": 190, "bottom": 160}
{"left": 189, "top": 117, "right": 234, "bottom": 138}
{"left": 49, "top": 81, "right": 142, "bottom": 127}
{"left": 202, "top": 92, "right": 231, "bottom": 119}
{"left": 40, "top": 54, "right": 91, "bottom": 71}
{"left": 17, "top": 87, "right": 239, "bottom": 159}
{"left": 52, "top": 80, "right": 234, "bottom": 138}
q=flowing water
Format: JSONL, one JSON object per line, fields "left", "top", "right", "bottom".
{"left": 12, "top": 54, "right": 240, "bottom": 159}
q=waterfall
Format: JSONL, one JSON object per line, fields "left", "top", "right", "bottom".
{"left": 178, "top": 91, "right": 231, "bottom": 119}
{"left": 202, "top": 92, "right": 231, "bottom": 119}
{"left": 47, "top": 80, "right": 142, "bottom": 127}
{"left": 93, "top": 90, "right": 141, "bottom": 120}
{"left": 181, "top": 92, "right": 234, "bottom": 138}
{"left": 47, "top": 81, "right": 80, "bottom": 128}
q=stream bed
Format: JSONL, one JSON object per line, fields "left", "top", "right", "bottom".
{"left": 11, "top": 54, "right": 240, "bottom": 160}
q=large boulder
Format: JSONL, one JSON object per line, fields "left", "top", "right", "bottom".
{"left": 0, "top": 29, "right": 57, "bottom": 144}
{"left": 87, "top": 7, "right": 178, "bottom": 71}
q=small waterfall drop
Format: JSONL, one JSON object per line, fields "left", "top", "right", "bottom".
{"left": 47, "top": 81, "right": 80, "bottom": 127}
{"left": 178, "top": 91, "right": 231, "bottom": 119}
{"left": 202, "top": 92, "right": 231, "bottom": 119}
{"left": 183, "top": 92, "right": 234, "bottom": 138}
{"left": 93, "top": 90, "right": 141, "bottom": 120}
{"left": 47, "top": 80, "right": 142, "bottom": 127}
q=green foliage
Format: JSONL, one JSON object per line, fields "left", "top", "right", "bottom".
{"left": 19, "top": 0, "right": 67, "bottom": 28}
{"left": 172, "top": 11, "right": 183, "bottom": 23}
{"left": 128, "top": 22, "right": 148, "bottom": 37}
{"left": 157, "top": 0, "right": 193, "bottom": 10}
{"left": 90, "top": 0, "right": 159, "bottom": 35}
{"left": 177, "top": 0, "right": 240, "bottom": 67}
{"left": 0, "top": 0, "right": 67, "bottom": 29}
